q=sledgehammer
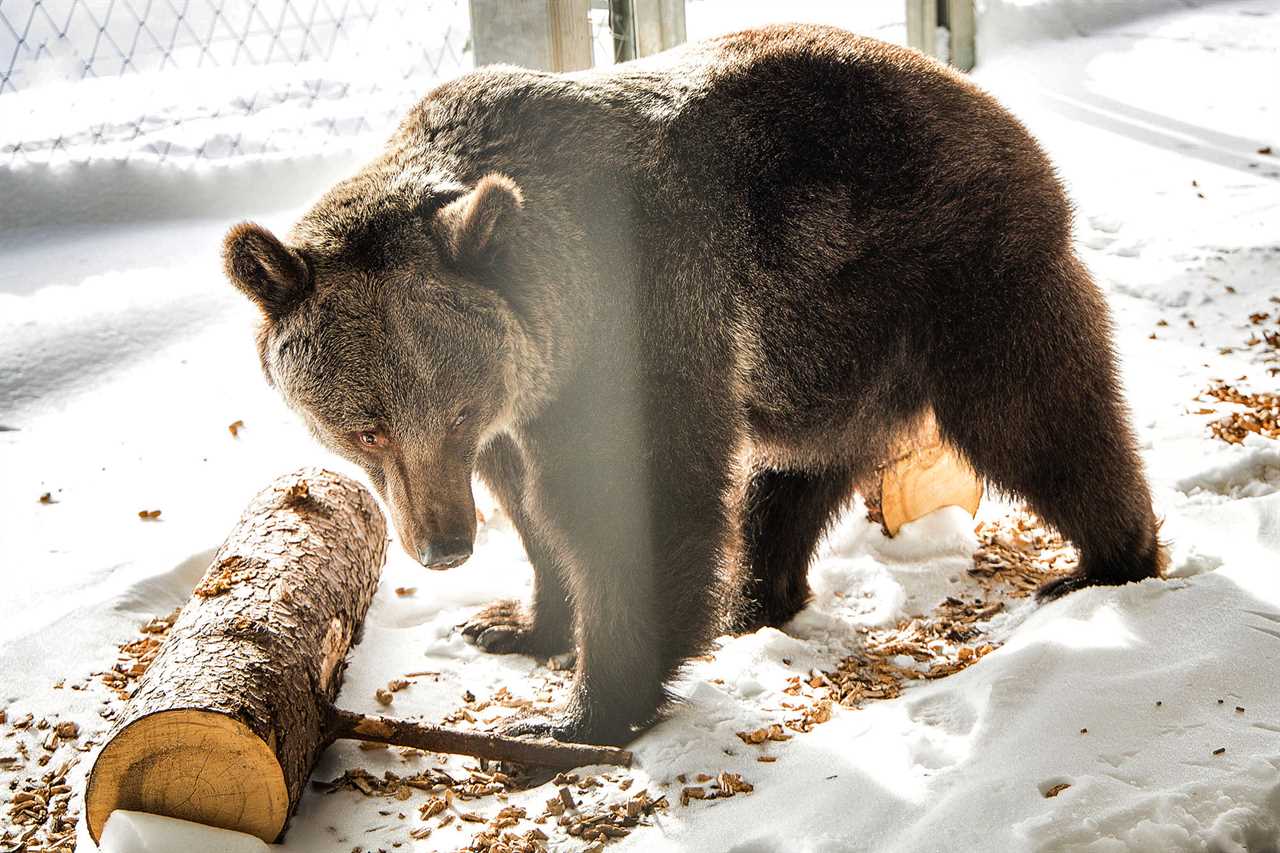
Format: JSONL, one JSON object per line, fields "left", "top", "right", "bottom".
{"left": 84, "top": 468, "right": 630, "bottom": 845}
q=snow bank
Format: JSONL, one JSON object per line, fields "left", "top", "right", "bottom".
{"left": 976, "top": 0, "right": 1212, "bottom": 53}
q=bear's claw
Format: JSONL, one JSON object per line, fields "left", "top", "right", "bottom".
{"left": 1036, "top": 572, "right": 1096, "bottom": 601}
{"left": 499, "top": 708, "right": 632, "bottom": 747}
{"left": 460, "top": 600, "right": 573, "bottom": 658}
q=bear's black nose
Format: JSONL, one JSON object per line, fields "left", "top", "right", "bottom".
{"left": 419, "top": 539, "right": 472, "bottom": 570}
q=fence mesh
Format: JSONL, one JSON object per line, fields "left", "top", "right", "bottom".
{"left": 0, "top": 0, "right": 473, "bottom": 165}
{"left": 0, "top": 3, "right": 922, "bottom": 169}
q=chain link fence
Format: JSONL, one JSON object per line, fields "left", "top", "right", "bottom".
{"left": 0, "top": 0, "right": 473, "bottom": 165}
{"left": 0, "top": 0, "right": 659, "bottom": 167}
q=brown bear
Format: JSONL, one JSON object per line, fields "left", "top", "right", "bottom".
{"left": 223, "top": 24, "right": 1163, "bottom": 745}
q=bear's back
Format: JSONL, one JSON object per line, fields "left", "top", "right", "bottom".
{"left": 377, "top": 24, "right": 1070, "bottom": 356}
{"left": 395, "top": 24, "right": 1025, "bottom": 183}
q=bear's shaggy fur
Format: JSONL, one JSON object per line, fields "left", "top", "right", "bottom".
{"left": 224, "top": 25, "right": 1163, "bottom": 745}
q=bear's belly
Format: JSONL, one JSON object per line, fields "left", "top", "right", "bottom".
{"left": 745, "top": 396, "right": 911, "bottom": 478}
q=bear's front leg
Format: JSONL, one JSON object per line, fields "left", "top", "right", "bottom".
{"left": 460, "top": 584, "right": 573, "bottom": 658}
{"left": 463, "top": 435, "right": 575, "bottom": 658}
{"left": 502, "top": 407, "right": 739, "bottom": 745}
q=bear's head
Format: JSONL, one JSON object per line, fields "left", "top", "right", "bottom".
{"left": 222, "top": 172, "right": 527, "bottom": 570}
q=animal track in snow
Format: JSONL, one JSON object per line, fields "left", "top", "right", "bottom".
{"left": 903, "top": 690, "right": 986, "bottom": 772}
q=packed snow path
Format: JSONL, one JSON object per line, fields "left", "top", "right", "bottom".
{"left": 1, "top": 1, "right": 1278, "bottom": 851}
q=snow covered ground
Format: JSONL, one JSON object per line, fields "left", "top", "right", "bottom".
{"left": 2, "top": 0, "right": 1279, "bottom": 851}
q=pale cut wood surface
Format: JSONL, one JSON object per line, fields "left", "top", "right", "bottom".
{"left": 86, "top": 710, "right": 288, "bottom": 841}
{"left": 879, "top": 411, "right": 983, "bottom": 535}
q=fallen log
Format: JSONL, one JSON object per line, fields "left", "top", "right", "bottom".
{"left": 85, "top": 467, "right": 630, "bottom": 845}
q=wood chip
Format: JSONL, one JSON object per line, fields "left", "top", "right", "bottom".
{"left": 680, "top": 786, "right": 706, "bottom": 806}
{"left": 558, "top": 786, "right": 576, "bottom": 810}
{"left": 1201, "top": 384, "right": 1280, "bottom": 444}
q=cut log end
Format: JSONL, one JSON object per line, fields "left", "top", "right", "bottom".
{"left": 85, "top": 709, "right": 289, "bottom": 842}
{"left": 877, "top": 412, "right": 984, "bottom": 536}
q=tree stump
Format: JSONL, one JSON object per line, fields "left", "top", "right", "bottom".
{"left": 85, "top": 468, "right": 387, "bottom": 844}
{"left": 868, "top": 411, "right": 984, "bottom": 536}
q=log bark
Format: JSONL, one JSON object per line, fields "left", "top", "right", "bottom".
{"left": 86, "top": 468, "right": 387, "bottom": 843}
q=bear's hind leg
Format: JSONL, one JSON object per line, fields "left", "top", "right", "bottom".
{"left": 738, "top": 467, "right": 855, "bottom": 630}
{"left": 929, "top": 258, "right": 1163, "bottom": 601}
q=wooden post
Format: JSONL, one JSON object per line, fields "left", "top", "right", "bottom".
{"left": 947, "top": 0, "right": 976, "bottom": 71}
{"left": 906, "top": 0, "right": 975, "bottom": 70}
{"left": 906, "top": 0, "right": 938, "bottom": 61}
{"left": 630, "top": 0, "right": 686, "bottom": 58}
{"left": 470, "top": 0, "right": 594, "bottom": 72}
{"left": 608, "top": 0, "right": 637, "bottom": 63}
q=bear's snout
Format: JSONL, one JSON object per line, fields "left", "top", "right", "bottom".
{"left": 380, "top": 448, "right": 478, "bottom": 572}
{"left": 417, "top": 537, "right": 473, "bottom": 571}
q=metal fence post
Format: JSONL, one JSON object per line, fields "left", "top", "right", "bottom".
{"left": 609, "top": 0, "right": 685, "bottom": 62}
{"left": 470, "top": 0, "right": 593, "bottom": 71}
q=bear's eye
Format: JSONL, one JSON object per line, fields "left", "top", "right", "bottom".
{"left": 451, "top": 409, "right": 469, "bottom": 430}
{"left": 356, "top": 430, "right": 381, "bottom": 448}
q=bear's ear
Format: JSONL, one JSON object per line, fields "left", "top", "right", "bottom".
{"left": 222, "top": 222, "right": 311, "bottom": 317}
{"left": 435, "top": 173, "right": 524, "bottom": 267}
